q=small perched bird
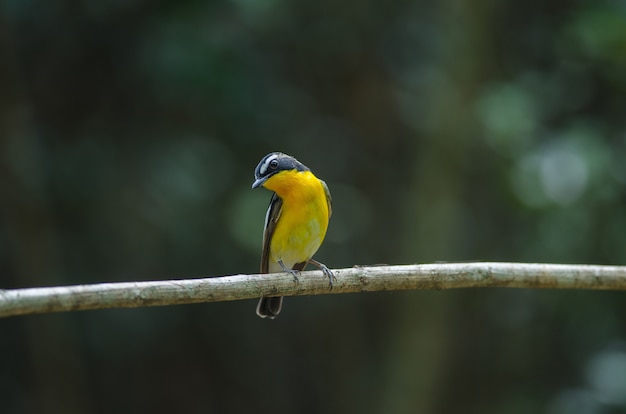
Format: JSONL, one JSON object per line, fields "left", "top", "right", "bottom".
{"left": 252, "top": 152, "right": 334, "bottom": 319}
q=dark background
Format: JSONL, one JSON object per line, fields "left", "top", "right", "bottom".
{"left": 2, "top": 0, "right": 626, "bottom": 413}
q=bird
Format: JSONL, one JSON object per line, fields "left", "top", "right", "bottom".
{"left": 252, "top": 152, "right": 334, "bottom": 319}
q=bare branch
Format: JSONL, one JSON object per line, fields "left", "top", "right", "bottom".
{"left": 1, "top": 262, "right": 625, "bottom": 318}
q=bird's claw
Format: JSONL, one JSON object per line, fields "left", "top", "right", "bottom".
{"left": 288, "top": 269, "right": 300, "bottom": 283}
{"left": 323, "top": 268, "right": 336, "bottom": 290}
{"left": 313, "top": 261, "right": 336, "bottom": 290}
{"left": 278, "top": 259, "right": 300, "bottom": 283}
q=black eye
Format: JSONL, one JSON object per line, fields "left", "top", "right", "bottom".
{"left": 269, "top": 159, "right": 279, "bottom": 169}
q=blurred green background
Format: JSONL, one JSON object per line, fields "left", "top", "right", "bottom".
{"left": 2, "top": 0, "right": 626, "bottom": 413}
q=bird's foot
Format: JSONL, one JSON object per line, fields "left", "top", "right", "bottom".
{"left": 278, "top": 260, "right": 300, "bottom": 283}
{"left": 308, "top": 259, "right": 336, "bottom": 290}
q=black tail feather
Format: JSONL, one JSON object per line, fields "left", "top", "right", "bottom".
{"left": 256, "top": 296, "right": 283, "bottom": 319}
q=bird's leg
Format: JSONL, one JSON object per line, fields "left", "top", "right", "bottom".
{"left": 307, "top": 259, "right": 336, "bottom": 290}
{"left": 278, "top": 259, "right": 300, "bottom": 283}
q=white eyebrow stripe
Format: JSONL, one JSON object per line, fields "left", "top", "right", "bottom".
{"left": 259, "top": 154, "right": 279, "bottom": 176}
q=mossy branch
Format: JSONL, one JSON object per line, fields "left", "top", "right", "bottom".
{"left": 1, "top": 262, "right": 625, "bottom": 318}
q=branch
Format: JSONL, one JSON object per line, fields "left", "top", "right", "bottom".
{"left": 1, "top": 262, "right": 625, "bottom": 318}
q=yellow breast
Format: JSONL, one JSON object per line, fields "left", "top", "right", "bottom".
{"left": 263, "top": 170, "right": 330, "bottom": 271}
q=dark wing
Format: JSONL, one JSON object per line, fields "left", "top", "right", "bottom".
{"left": 260, "top": 193, "right": 283, "bottom": 273}
{"left": 321, "top": 179, "right": 332, "bottom": 218}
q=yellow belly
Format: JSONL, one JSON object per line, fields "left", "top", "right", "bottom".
{"left": 267, "top": 200, "right": 329, "bottom": 272}
{"left": 263, "top": 169, "right": 331, "bottom": 273}
{"left": 269, "top": 217, "right": 328, "bottom": 272}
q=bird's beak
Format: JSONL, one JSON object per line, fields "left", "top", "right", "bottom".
{"left": 252, "top": 177, "right": 267, "bottom": 189}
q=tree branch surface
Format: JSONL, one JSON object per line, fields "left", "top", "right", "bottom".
{"left": 1, "top": 262, "right": 625, "bottom": 318}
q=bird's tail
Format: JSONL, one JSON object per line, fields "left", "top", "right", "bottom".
{"left": 256, "top": 297, "right": 283, "bottom": 319}
{"left": 256, "top": 261, "right": 307, "bottom": 319}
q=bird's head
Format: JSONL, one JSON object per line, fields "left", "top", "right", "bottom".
{"left": 252, "top": 152, "right": 310, "bottom": 190}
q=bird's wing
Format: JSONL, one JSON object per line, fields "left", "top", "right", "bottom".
{"left": 260, "top": 193, "right": 282, "bottom": 273}
{"left": 321, "top": 179, "right": 332, "bottom": 218}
